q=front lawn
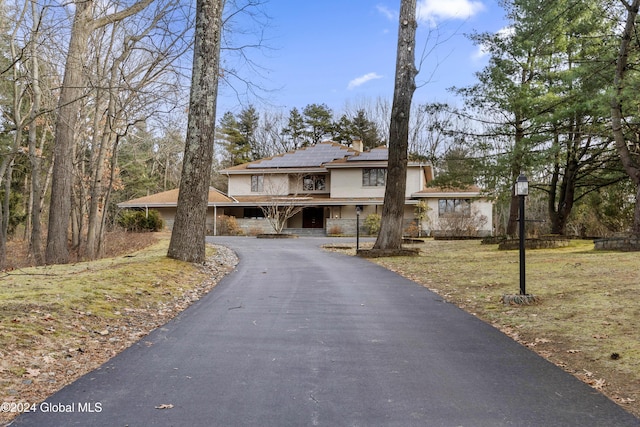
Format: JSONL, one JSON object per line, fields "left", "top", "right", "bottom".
{"left": 334, "top": 239, "right": 640, "bottom": 417}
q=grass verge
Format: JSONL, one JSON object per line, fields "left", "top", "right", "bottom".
{"left": 0, "top": 236, "right": 237, "bottom": 424}
{"left": 330, "top": 239, "right": 640, "bottom": 418}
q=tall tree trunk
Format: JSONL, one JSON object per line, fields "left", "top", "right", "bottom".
{"left": 45, "top": 0, "right": 93, "bottom": 264}
{"left": 28, "top": 0, "right": 44, "bottom": 264}
{"left": 373, "top": 0, "right": 417, "bottom": 250}
{"left": 2, "top": 164, "right": 12, "bottom": 242}
{"left": 506, "top": 115, "right": 525, "bottom": 237}
{"left": 611, "top": 0, "right": 640, "bottom": 235}
{"left": 167, "top": 0, "right": 224, "bottom": 263}
{"left": 549, "top": 160, "right": 577, "bottom": 235}
{"left": 98, "top": 136, "right": 123, "bottom": 257}
{"left": 0, "top": 164, "right": 9, "bottom": 269}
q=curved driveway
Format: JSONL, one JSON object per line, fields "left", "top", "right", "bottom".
{"left": 11, "top": 237, "right": 639, "bottom": 426}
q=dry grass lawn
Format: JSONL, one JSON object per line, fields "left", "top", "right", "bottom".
{"left": 0, "top": 233, "right": 237, "bottom": 424}
{"left": 333, "top": 239, "right": 640, "bottom": 418}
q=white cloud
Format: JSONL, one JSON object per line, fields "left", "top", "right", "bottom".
{"left": 417, "top": 0, "right": 485, "bottom": 24}
{"left": 348, "top": 73, "right": 383, "bottom": 90}
{"left": 376, "top": 4, "right": 396, "bottom": 21}
{"left": 472, "top": 26, "right": 514, "bottom": 61}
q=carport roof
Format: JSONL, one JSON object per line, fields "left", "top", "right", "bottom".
{"left": 118, "top": 187, "right": 233, "bottom": 208}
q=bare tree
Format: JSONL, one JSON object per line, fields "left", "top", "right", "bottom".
{"left": 168, "top": 0, "right": 224, "bottom": 263}
{"left": 46, "top": 0, "right": 155, "bottom": 264}
{"left": 0, "top": 0, "right": 56, "bottom": 267}
{"left": 0, "top": 0, "right": 28, "bottom": 268}
{"left": 82, "top": 2, "right": 192, "bottom": 259}
{"left": 373, "top": 0, "right": 418, "bottom": 251}
{"left": 259, "top": 174, "right": 305, "bottom": 234}
{"left": 25, "top": 0, "right": 53, "bottom": 265}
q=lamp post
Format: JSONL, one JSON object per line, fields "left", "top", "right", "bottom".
{"left": 515, "top": 174, "right": 529, "bottom": 295}
{"left": 355, "top": 205, "right": 362, "bottom": 251}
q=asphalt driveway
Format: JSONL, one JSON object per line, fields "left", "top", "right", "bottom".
{"left": 10, "top": 236, "right": 640, "bottom": 426}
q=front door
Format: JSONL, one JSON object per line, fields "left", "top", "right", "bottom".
{"left": 302, "top": 207, "right": 324, "bottom": 228}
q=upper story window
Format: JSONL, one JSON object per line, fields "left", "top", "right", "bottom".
{"left": 362, "top": 168, "right": 386, "bottom": 187}
{"left": 438, "top": 199, "right": 471, "bottom": 217}
{"left": 303, "top": 175, "right": 326, "bottom": 191}
{"left": 251, "top": 175, "right": 264, "bottom": 192}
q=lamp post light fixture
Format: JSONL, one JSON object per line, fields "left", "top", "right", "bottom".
{"left": 515, "top": 174, "right": 529, "bottom": 296}
{"left": 355, "top": 205, "right": 363, "bottom": 252}
{"left": 501, "top": 174, "right": 538, "bottom": 305}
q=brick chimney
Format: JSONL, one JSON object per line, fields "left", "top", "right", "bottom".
{"left": 352, "top": 139, "right": 363, "bottom": 152}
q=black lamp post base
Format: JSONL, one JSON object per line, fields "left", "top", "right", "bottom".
{"left": 500, "top": 294, "right": 540, "bottom": 306}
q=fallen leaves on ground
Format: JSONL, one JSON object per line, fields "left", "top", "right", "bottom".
{"left": 0, "top": 238, "right": 237, "bottom": 424}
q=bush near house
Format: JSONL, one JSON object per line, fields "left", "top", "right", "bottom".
{"left": 117, "top": 209, "right": 164, "bottom": 232}
{"left": 436, "top": 208, "right": 488, "bottom": 238}
{"left": 364, "top": 213, "right": 381, "bottom": 235}
{"left": 217, "top": 215, "right": 244, "bottom": 236}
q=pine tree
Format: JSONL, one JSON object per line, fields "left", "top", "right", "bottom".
{"left": 302, "top": 103, "right": 333, "bottom": 145}
{"left": 217, "top": 111, "right": 249, "bottom": 166}
{"left": 281, "top": 107, "right": 305, "bottom": 149}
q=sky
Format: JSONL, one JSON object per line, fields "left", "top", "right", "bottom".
{"left": 216, "top": 0, "right": 508, "bottom": 115}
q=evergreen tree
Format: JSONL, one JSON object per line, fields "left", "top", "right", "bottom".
{"left": 455, "top": 0, "right": 619, "bottom": 235}
{"left": 302, "top": 103, "right": 333, "bottom": 145}
{"left": 332, "top": 114, "right": 356, "bottom": 146}
{"left": 281, "top": 107, "right": 305, "bottom": 149}
{"left": 610, "top": 0, "right": 640, "bottom": 235}
{"left": 351, "top": 109, "right": 382, "bottom": 149}
{"left": 216, "top": 111, "right": 250, "bottom": 166}
{"left": 333, "top": 109, "right": 382, "bottom": 149}
{"left": 237, "top": 105, "right": 261, "bottom": 160}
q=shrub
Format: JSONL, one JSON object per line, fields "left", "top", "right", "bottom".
{"left": 404, "top": 222, "right": 420, "bottom": 238}
{"left": 436, "top": 207, "right": 487, "bottom": 238}
{"left": 364, "top": 213, "right": 381, "bottom": 235}
{"left": 217, "top": 215, "right": 244, "bottom": 236}
{"left": 247, "top": 227, "right": 263, "bottom": 236}
{"left": 117, "top": 209, "right": 164, "bottom": 232}
{"left": 327, "top": 225, "right": 343, "bottom": 236}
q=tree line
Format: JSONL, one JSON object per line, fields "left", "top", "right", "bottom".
{"left": 0, "top": 0, "right": 270, "bottom": 267}
{"left": 2, "top": 0, "right": 640, "bottom": 267}
{"left": 432, "top": 0, "right": 640, "bottom": 238}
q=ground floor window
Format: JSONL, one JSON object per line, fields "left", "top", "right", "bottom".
{"left": 438, "top": 199, "right": 471, "bottom": 216}
{"left": 243, "top": 207, "right": 265, "bottom": 218}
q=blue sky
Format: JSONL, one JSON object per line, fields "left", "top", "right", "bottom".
{"left": 217, "top": 0, "right": 507, "bottom": 115}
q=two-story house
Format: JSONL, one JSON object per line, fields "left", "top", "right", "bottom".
{"left": 119, "top": 141, "right": 493, "bottom": 236}
{"left": 219, "top": 141, "right": 493, "bottom": 236}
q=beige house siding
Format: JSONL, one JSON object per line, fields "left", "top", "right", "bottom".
{"left": 406, "top": 167, "right": 427, "bottom": 194}
{"left": 329, "top": 166, "right": 428, "bottom": 199}
{"left": 419, "top": 197, "right": 493, "bottom": 237}
{"left": 227, "top": 173, "right": 291, "bottom": 196}
{"left": 156, "top": 207, "right": 177, "bottom": 230}
{"left": 329, "top": 168, "right": 386, "bottom": 198}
